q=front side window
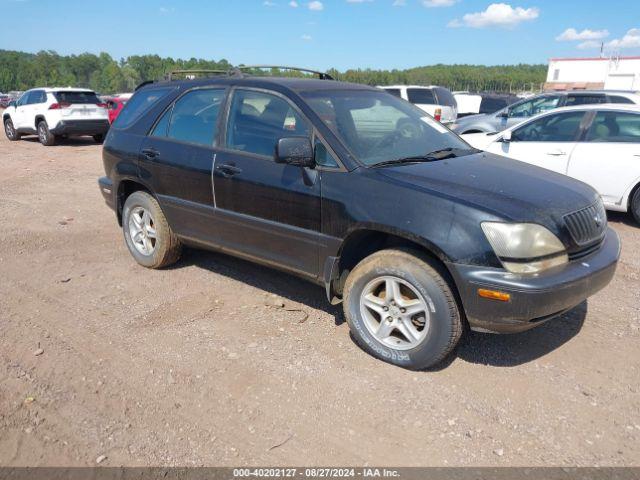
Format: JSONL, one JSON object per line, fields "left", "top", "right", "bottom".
{"left": 314, "top": 139, "right": 339, "bottom": 168}
{"left": 509, "top": 96, "right": 561, "bottom": 118}
{"left": 113, "top": 87, "right": 173, "bottom": 129}
{"left": 586, "top": 111, "right": 640, "bottom": 143}
{"left": 406, "top": 88, "right": 436, "bottom": 105}
{"left": 512, "top": 111, "right": 586, "bottom": 142}
{"left": 164, "top": 89, "right": 225, "bottom": 147}
{"left": 226, "top": 90, "right": 310, "bottom": 157}
{"left": 301, "top": 89, "right": 471, "bottom": 166}
{"left": 17, "top": 92, "right": 31, "bottom": 106}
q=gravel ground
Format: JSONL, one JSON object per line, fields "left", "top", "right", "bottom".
{"left": 0, "top": 131, "right": 639, "bottom": 467}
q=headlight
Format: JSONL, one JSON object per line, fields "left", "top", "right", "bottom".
{"left": 481, "top": 222, "right": 568, "bottom": 274}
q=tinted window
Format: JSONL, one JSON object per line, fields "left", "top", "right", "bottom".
{"left": 165, "top": 89, "right": 225, "bottom": 146}
{"left": 586, "top": 111, "right": 640, "bottom": 143}
{"left": 17, "top": 92, "right": 31, "bottom": 106}
{"left": 113, "top": 87, "right": 173, "bottom": 129}
{"left": 512, "top": 111, "right": 585, "bottom": 142}
{"left": 29, "top": 90, "right": 46, "bottom": 104}
{"left": 54, "top": 91, "right": 100, "bottom": 105}
{"left": 226, "top": 90, "right": 310, "bottom": 157}
{"left": 608, "top": 95, "right": 634, "bottom": 105}
{"left": 434, "top": 87, "right": 457, "bottom": 107}
{"left": 564, "top": 94, "right": 606, "bottom": 106}
{"left": 383, "top": 89, "right": 402, "bottom": 98}
{"left": 480, "top": 97, "right": 508, "bottom": 114}
{"left": 407, "top": 88, "right": 436, "bottom": 105}
{"left": 509, "top": 96, "right": 561, "bottom": 118}
{"left": 301, "top": 89, "right": 471, "bottom": 166}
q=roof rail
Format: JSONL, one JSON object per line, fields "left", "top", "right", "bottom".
{"left": 236, "top": 65, "right": 335, "bottom": 80}
{"left": 134, "top": 80, "right": 155, "bottom": 91}
{"left": 166, "top": 69, "right": 230, "bottom": 81}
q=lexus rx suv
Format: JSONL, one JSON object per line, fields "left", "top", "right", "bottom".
{"left": 98, "top": 70, "right": 619, "bottom": 370}
{"left": 3, "top": 88, "right": 110, "bottom": 145}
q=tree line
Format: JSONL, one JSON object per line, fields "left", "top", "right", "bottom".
{"left": 0, "top": 49, "right": 547, "bottom": 95}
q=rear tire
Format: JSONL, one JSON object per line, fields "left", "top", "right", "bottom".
{"left": 4, "top": 118, "right": 20, "bottom": 141}
{"left": 631, "top": 188, "right": 640, "bottom": 225}
{"left": 93, "top": 134, "right": 104, "bottom": 144}
{"left": 37, "top": 120, "right": 55, "bottom": 146}
{"left": 343, "top": 248, "right": 462, "bottom": 370}
{"left": 122, "top": 191, "right": 182, "bottom": 269}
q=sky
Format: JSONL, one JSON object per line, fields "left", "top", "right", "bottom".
{"left": 1, "top": 0, "right": 639, "bottom": 70}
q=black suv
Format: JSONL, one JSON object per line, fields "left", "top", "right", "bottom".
{"left": 99, "top": 69, "right": 620, "bottom": 370}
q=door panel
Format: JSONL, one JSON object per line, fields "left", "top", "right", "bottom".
{"left": 213, "top": 89, "right": 321, "bottom": 277}
{"left": 138, "top": 88, "right": 226, "bottom": 241}
{"left": 490, "top": 140, "right": 575, "bottom": 174}
{"left": 567, "top": 111, "right": 640, "bottom": 206}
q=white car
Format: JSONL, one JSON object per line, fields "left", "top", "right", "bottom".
{"left": 2, "top": 87, "right": 110, "bottom": 146}
{"left": 378, "top": 85, "right": 458, "bottom": 124}
{"left": 462, "top": 104, "right": 640, "bottom": 223}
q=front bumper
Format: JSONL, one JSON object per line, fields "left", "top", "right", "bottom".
{"left": 98, "top": 177, "right": 116, "bottom": 211}
{"left": 446, "top": 228, "right": 620, "bottom": 333}
{"left": 51, "top": 119, "right": 110, "bottom": 136}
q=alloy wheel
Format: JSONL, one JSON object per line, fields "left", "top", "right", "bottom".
{"left": 128, "top": 206, "right": 157, "bottom": 256}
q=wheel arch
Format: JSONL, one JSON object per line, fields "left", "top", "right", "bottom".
{"left": 116, "top": 178, "right": 154, "bottom": 226}
{"left": 329, "top": 227, "right": 458, "bottom": 301}
{"left": 34, "top": 115, "right": 46, "bottom": 128}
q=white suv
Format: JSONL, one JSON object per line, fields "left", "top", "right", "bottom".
{"left": 378, "top": 85, "right": 458, "bottom": 124}
{"left": 3, "top": 88, "right": 110, "bottom": 146}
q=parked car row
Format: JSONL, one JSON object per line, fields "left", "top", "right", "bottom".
{"left": 461, "top": 104, "right": 640, "bottom": 224}
{"left": 96, "top": 69, "right": 619, "bottom": 370}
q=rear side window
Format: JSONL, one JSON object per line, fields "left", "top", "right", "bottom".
{"left": 512, "top": 111, "right": 586, "bottom": 142}
{"left": 434, "top": 87, "right": 457, "bottom": 108}
{"left": 383, "top": 89, "right": 402, "bottom": 98}
{"left": 113, "top": 87, "right": 173, "bottom": 129}
{"left": 586, "top": 111, "right": 640, "bottom": 143}
{"left": 54, "top": 91, "right": 100, "bottom": 105}
{"left": 564, "top": 94, "right": 606, "bottom": 106}
{"left": 226, "top": 90, "right": 310, "bottom": 157}
{"left": 608, "top": 95, "right": 635, "bottom": 105}
{"left": 165, "top": 89, "right": 225, "bottom": 146}
{"left": 407, "top": 88, "right": 436, "bottom": 105}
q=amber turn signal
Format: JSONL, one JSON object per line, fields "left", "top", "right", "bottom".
{"left": 478, "top": 289, "right": 511, "bottom": 302}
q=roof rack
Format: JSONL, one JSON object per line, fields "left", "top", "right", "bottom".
{"left": 166, "top": 69, "right": 231, "bottom": 81}
{"left": 235, "top": 65, "right": 335, "bottom": 80}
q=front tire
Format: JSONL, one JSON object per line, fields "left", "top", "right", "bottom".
{"left": 343, "top": 248, "right": 462, "bottom": 370}
{"left": 37, "top": 120, "right": 55, "bottom": 146}
{"left": 4, "top": 118, "right": 21, "bottom": 141}
{"left": 631, "top": 188, "right": 640, "bottom": 225}
{"left": 122, "top": 191, "right": 182, "bottom": 269}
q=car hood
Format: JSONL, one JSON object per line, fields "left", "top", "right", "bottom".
{"left": 374, "top": 151, "right": 598, "bottom": 224}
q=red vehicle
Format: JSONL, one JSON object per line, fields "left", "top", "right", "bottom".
{"left": 0, "top": 95, "right": 11, "bottom": 108}
{"left": 106, "top": 97, "right": 127, "bottom": 124}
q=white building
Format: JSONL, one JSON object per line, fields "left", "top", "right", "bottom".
{"left": 545, "top": 56, "right": 640, "bottom": 91}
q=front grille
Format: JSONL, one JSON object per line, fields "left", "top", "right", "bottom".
{"left": 564, "top": 201, "right": 607, "bottom": 247}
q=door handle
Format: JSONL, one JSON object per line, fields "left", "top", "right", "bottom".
{"left": 546, "top": 150, "right": 566, "bottom": 156}
{"left": 141, "top": 148, "right": 159, "bottom": 160}
{"left": 216, "top": 163, "right": 242, "bottom": 176}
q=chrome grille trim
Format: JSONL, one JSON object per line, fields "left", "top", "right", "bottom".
{"left": 564, "top": 201, "right": 607, "bottom": 247}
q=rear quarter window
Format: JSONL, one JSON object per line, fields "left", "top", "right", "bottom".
{"left": 607, "top": 95, "right": 635, "bottom": 105}
{"left": 434, "top": 87, "right": 457, "bottom": 108}
{"left": 112, "top": 87, "right": 174, "bottom": 130}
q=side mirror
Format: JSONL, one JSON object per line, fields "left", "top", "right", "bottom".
{"left": 502, "top": 130, "right": 512, "bottom": 143}
{"left": 275, "top": 137, "right": 314, "bottom": 168}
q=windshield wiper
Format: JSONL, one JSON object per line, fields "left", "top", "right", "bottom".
{"left": 371, "top": 148, "right": 474, "bottom": 168}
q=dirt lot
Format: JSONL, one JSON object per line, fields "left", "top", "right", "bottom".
{"left": 0, "top": 131, "right": 639, "bottom": 467}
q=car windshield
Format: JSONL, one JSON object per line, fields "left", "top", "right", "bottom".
{"left": 300, "top": 89, "right": 472, "bottom": 166}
